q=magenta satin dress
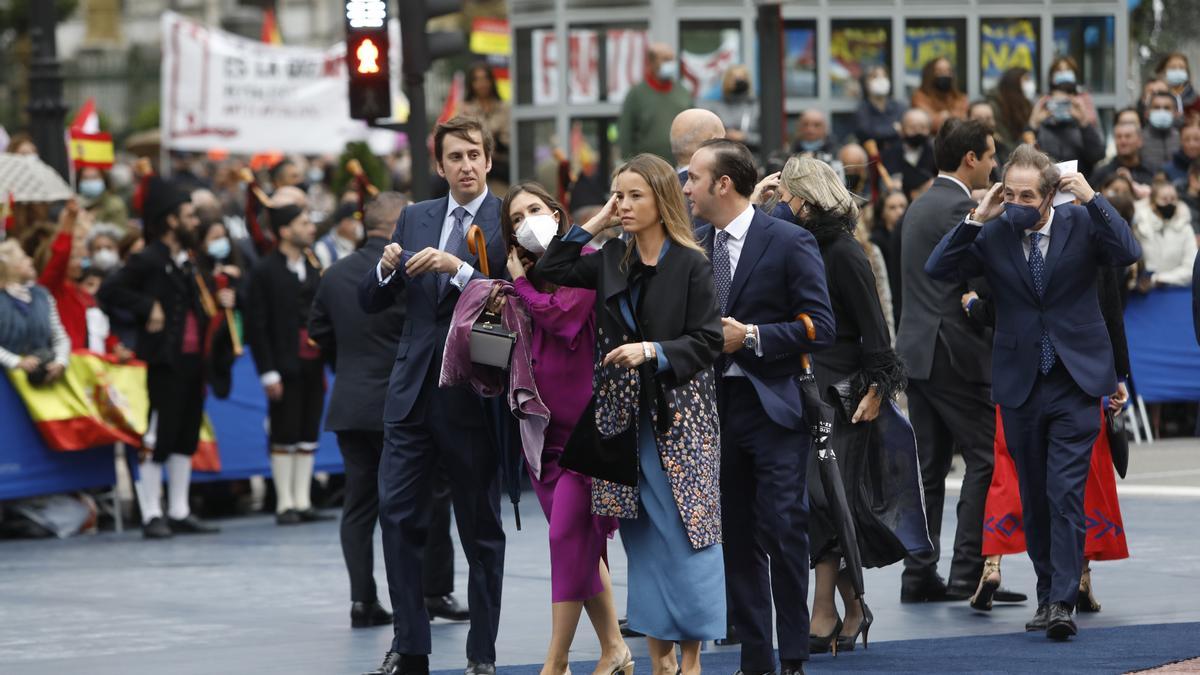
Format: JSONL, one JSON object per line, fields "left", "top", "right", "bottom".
{"left": 512, "top": 276, "right": 619, "bottom": 603}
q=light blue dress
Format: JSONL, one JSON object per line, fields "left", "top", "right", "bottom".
{"left": 620, "top": 412, "right": 727, "bottom": 641}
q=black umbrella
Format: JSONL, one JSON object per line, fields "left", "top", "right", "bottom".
{"left": 795, "top": 314, "right": 866, "bottom": 607}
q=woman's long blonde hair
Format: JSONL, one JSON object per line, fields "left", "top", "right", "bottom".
{"left": 779, "top": 155, "right": 860, "bottom": 221}
{"left": 612, "top": 153, "right": 704, "bottom": 268}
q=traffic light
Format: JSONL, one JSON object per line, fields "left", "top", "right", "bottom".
{"left": 398, "top": 0, "right": 467, "bottom": 79}
{"left": 345, "top": 0, "right": 391, "bottom": 120}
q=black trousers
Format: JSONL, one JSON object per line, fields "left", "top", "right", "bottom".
{"left": 902, "top": 339, "right": 994, "bottom": 590}
{"left": 999, "top": 361, "right": 1098, "bottom": 606}
{"left": 336, "top": 430, "right": 456, "bottom": 604}
{"left": 719, "top": 378, "right": 811, "bottom": 670}
{"left": 146, "top": 356, "right": 205, "bottom": 462}
{"left": 379, "top": 367, "right": 505, "bottom": 662}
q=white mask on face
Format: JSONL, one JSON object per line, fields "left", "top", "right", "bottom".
{"left": 91, "top": 248, "right": 120, "bottom": 272}
{"left": 657, "top": 61, "right": 677, "bottom": 81}
{"left": 1021, "top": 78, "right": 1037, "bottom": 100}
{"left": 514, "top": 214, "right": 559, "bottom": 255}
{"left": 867, "top": 77, "right": 891, "bottom": 97}
{"left": 1166, "top": 68, "right": 1189, "bottom": 87}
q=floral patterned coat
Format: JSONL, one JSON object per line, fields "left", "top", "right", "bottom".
{"left": 537, "top": 229, "right": 725, "bottom": 550}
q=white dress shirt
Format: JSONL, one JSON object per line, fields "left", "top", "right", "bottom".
{"left": 377, "top": 188, "right": 490, "bottom": 289}
{"left": 717, "top": 204, "right": 762, "bottom": 377}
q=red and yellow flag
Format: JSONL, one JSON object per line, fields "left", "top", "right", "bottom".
{"left": 7, "top": 350, "right": 221, "bottom": 470}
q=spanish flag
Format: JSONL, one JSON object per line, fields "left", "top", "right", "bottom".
{"left": 261, "top": 7, "right": 282, "bottom": 45}
{"left": 7, "top": 351, "right": 221, "bottom": 471}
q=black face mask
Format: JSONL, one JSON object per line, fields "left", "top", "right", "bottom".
{"left": 933, "top": 75, "right": 953, "bottom": 93}
{"left": 904, "top": 134, "right": 928, "bottom": 149}
{"left": 731, "top": 79, "right": 750, "bottom": 95}
{"left": 1159, "top": 203, "right": 1177, "bottom": 220}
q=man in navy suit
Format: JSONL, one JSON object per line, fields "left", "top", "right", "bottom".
{"left": 686, "top": 138, "right": 835, "bottom": 675}
{"left": 357, "top": 117, "right": 508, "bottom": 675}
{"left": 926, "top": 144, "right": 1142, "bottom": 640}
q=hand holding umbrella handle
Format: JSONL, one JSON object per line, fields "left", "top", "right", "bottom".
{"left": 466, "top": 224, "right": 490, "bottom": 277}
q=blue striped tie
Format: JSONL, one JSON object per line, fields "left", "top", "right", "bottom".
{"left": 1028, "top": 232, "right": 1056, "bottom": 374}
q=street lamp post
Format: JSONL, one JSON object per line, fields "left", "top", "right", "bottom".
{"left": 27, "top": 0, "right": 69, "bottom": 179}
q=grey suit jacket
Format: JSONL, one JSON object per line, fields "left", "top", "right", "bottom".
{"left": 895, "top": 176, "right": 992, "bottom": 384}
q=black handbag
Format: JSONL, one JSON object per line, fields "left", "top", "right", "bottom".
{"left": 559, "top": 396, "right": 639, "bottom": 487}
{"left": 1106, "top": 408, "right": 1129, "bottom": 479}
{"left": 469, "top": 311, "right": 517, "bottom": 369}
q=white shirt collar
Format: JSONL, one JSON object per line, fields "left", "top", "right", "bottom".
{"left": 449, "top": 187, "right": 490, "bottom": 220}
{"left": 718, "top": 204, "right": 756, "bottom": 241}
{"left": 939, "top": 173, "right": 972, "bottom": 198}
{"left": 1026, "top": 207, "right": 1055, "bottom": 239}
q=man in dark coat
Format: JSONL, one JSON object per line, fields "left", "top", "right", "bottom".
{"left": 98, "top": 177, "right": 232, "bottom": 539}
{"left": 686, "top": 138, "right": 835, "bottom": 675}
{"left": 309, "top": 192, "right": 468, "bottom": 629}
{"left": 895, "top": 120, "right": 1019, "bottom": 603}
{"left": 357, "top": 117, "right": 508, "bottom": 675}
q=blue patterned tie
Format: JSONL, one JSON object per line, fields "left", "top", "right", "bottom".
{"left": 1028, "top": 231, "right": 1057, "bottom": 374}
{"left": 712, "top": 230, "right": 732, "bottom": 373}
{"left": 713, "top": 229, "right": 731, "bottom": 314}
{"left": 439, "top": 206, "right": 469, "bottom": 293}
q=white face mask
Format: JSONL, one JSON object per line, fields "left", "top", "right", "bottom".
{"left": 1166, "top": 68, "right": 1189, "bottom": 87}
{"left": 1021, "top": 79, "right": 1037, "bottom": 100}
{"left": 91, "top": 248, "right": 120, "bottom": 272}
{"left": 515, "top": 214, "right": 559, "bottom": 255}
{"left": 867, "top": 77, "right": 891, "bottom": 97}
{"left": 657, "top": 61, "right": 677, "bottom": 81}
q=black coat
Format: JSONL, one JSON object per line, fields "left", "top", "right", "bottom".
{"left": 309, "top": 237, "right": 406, "bottom": 432}
{"left": 98, "top": 240, "right": 214, "bottom": 368}
{"left": 245, "top": 249, "right": 321, "bottom": 378}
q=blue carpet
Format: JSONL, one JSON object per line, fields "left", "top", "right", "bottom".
{"left": 441, "top": 622, "right": 1200, "bottom": 674}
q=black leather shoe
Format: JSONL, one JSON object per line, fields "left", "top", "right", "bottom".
{"left": 351, "top": 600, "right": 393, "bottom": 628}
{"left": 143, "top": 516, "right": 172, "bottom": 539}
{"left": 426, "top": 594, "right": 469, "bottom": 621}
{"left": 298, "top": 508, "right": 335, "bottom": 522}
{"left": 714, "top": 623, "right": 740, "bottom": 646}
{"left": 619, "top": 617, "right": 643, "bottom": 638}
{"left": 1045, "top": 603, "right": 1077, "bottom": 640}
{"left": 781, "top": 662, "right": 806, "bottom": 675}
{"left": 465, "top": 662, "right": 496, "bottom": 675}
{"left": 901, "top": 575, "right": 950, "bottom": 603}
{"left": 276, "top": 509, "right": 302, "bottom": 525}
{"left": 944, "top": 584, "right": 975, "bottom": 601}
{"left": 168, "top": 514, "right": 219, "bottom": 534}
{"left": 1025, "top": 604, "right": 1050, "bottom": 632}
{"left": 364, "top": 652, "right": 428, "bottom": 675}
{"left": 993, "top": 587, "right": 1028, "bottom": 603}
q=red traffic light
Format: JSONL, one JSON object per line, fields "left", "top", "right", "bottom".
{"left": 354, "top": 37, "right": 382, "bottom": 75}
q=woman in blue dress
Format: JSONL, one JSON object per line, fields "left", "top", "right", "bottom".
{"left": 538, "top": 153, "right": 726, "bottom": 675}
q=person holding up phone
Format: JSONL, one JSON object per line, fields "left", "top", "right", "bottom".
{"left": 1031, "top": 58, "right": 1106, "bottom": 177}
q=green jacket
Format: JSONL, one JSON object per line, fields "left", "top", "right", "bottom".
{"left": 618, "top": 81, "right": 693, "bottom": 164}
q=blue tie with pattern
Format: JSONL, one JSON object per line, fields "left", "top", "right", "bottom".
{"left": 713, "top": 229, "right": 731, "bottom": 314}
{"left": 713, "top": 230, "right": 732, "bottom": 373}
{"left": 1028, "top": 231, "right": 1056, "bottom": 374}
{"left": 439, "top": 206, "right": 469, "bottom": 293}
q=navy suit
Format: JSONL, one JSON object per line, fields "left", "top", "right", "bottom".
{"left": 699, "top": 208, "right": 835, "bottom": 671}
{"left": 925, "top": 194, "right": 1141, "bottom": 606}
{"left": 357, "top": 194, "right": 507, "bottom": 663}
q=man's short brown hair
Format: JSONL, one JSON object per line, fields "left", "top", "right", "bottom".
{"left": 433, "top": 116, "right": 494, "bottom": 164}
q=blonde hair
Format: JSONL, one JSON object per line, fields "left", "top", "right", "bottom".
{"left": 612, "top": 153, "right": 705, "bottom": 268}
{"left": 779, "top": 155, "right": 860, "bottom": 221}
{"left": 0, "top": 240, "right": 25, "bottom": 284}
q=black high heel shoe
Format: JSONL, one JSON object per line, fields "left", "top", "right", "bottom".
{"left": 809, "top": 617, "right": 842, "bottom": 656}
{"left": 836, "top": 600, "right": 873, "bottom": 652}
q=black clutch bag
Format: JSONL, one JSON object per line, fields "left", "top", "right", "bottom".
{"left": 469, "top": 311, "right": 517, "bottom": 370}
{"left": 1106, "top": 408, "right": 1129, "bottom": 479}
{"left": 827, "top": 372, "right": 867, "bottom": 423}
{"left": 559, "top": 396, "right": 639, "bottom": 487}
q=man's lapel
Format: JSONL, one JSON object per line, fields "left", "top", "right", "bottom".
{"left": 1042, "top": 211, "right": 1073, "bottom": 287}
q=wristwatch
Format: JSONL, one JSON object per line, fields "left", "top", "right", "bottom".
{"left": 742, "top": 324, "right": 759, "bottom": 352}
{"left": 641, "top": 342, "right": 655, "bottom": 363}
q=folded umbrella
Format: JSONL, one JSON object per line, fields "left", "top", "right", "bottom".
{"left": 796, "top": 313, "right": 866, "bottom": 609}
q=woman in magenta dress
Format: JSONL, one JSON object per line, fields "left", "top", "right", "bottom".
{"left": 500, "top": 182, "right": 632, "bottom": 675}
